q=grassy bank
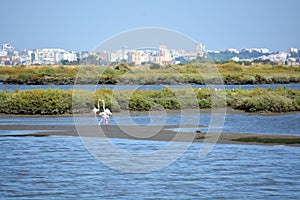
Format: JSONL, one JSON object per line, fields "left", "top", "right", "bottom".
{"left": 1, "top": 62, "right": 299, "bottom": 85}
{"left": 0, "top": 87, "right": 299, "bottom": 114}
{"left": 232, "top": 137, "right": 300, "bottom": 145}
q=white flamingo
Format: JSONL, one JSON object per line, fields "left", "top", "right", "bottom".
{"left": 97, "top": 99, "right": 112, "bottom": 125}
{"left": 92, "top": 99, "right": 101, "bottom": 116}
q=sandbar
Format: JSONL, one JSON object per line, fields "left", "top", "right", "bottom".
{"left": 1, "top": 124, "right": 299, "bottom": 147}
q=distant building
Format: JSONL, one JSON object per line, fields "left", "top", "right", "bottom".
{"left": 158, "top": 45, "right": 172, "bottom": 65}
{"left": 0, "top": 50, "right": 7, "bottom": 57}
{"left": 196, "top": 43, "right": 206, "bottom": 58}
{"left": 2, "top": 43, "right": 13, "bottom": 51}
{"left": 159, "top": 44, "right": 167, "bottom": 51}
{"left": 29, "top": 48, "right": 78, "bottom": 65}
{"left": 286, "top": 58, "right": 297, "bottom": 66}
{"left": 260, "top": 48, "right": 269, "bottom": 53}
{"left": 1, "top": 41, "right": 299, "bottom": 66}
{"left": 127, "top": 51, "right": 135, "bottom": 64}
{"left": 226, "top": 48, "right": 239, "bottom": 54}
{"left": 107, "top": 50, "right": 122, "bottom": 63}
{"left": 31, "top": 52, "right": 38, "bottom": 63}
{"left": 290, "top": 48, "right": 298, "bottom": 53}
{"left": 231, "top": 57, "right": 240, "bottom": 62}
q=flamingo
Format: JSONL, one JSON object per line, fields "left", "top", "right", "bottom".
{"left": 98, "top": 99, "right": 112, "bottom": 125}
{"left": 92, "top": 99, "right": 101, "bottom": 116}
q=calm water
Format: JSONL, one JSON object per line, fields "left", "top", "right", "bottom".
{"left": 1, "top": 113, "right": 299, "bottom": 135}
{"left": 0, "top": 83, "right": 299, "bottom": 92}
{"left": 1, "top": 112, "right": 299, "bottom": 199}
{"left": 0, "top": 136, "right": 300, "bottom": 199}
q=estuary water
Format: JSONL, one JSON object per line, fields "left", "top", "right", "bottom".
{"left": 0, "top": 83, "right": 299, "bottom": 92}
{"left": 0, "top": 113, "right": 299, "bottom": 135}
{"left": 1, "top": 83, "right": 299, "bottom": 198}
{"left": 1, "top": 136, "right": 300, "bottom": 199}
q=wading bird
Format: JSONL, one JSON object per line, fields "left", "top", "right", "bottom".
{"left": 92, "top": 98, "right": 112, "bottom": 125}
{"left": 92, "top": 99, "right": 101, "bottom": 116}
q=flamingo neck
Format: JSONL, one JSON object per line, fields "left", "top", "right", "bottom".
{"left": 102, "top": 101, "right": 105, "bottom": 112}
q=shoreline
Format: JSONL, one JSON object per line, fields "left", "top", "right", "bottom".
{"left": 0, "top": 107, "right": 299, "bottom": 118}
{"left": 1, "top": 124, "right": 300, "bottom": 147}
{"left": 2, "top": 82, "right": 300, "bottom": 85}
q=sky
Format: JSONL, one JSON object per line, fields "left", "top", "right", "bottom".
{"left": 1, "top": 0, "right": 300, "bottom": 52}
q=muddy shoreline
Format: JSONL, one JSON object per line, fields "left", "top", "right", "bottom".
{"left": 0, "top": 107, "right": 299, "bottom": 118}
{"left": 1, "top": 124, "right": 299, "bottom": 147}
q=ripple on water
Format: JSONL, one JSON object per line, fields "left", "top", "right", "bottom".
{"left": 0, "top": 113, "right": 299, "bottom": 135}
{"left": 1, "top": 136, "right": 300, "bottom": 199}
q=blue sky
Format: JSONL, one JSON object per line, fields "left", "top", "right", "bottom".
{"left": 1, "top": 0, "right": 299, "bottom": 51}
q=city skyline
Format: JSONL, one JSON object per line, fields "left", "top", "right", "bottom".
{"left": 1, "top": 0, "right": 300, "bottom": 52}
{"left": 1, "top": 41, "right": 298, "bottom": 53}
{"left": 1, "top": 41, "right": 299, "bottom": 66}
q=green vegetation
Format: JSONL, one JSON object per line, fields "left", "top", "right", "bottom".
{"left": 232, "top": 137, "right": 300, "bottom": 144}
{"left": 0, "top": 87, "right": 299, "bottom": 115}
{"left": 0, "top": 65, "right": 78, "bottom": 84}
{"left": 149, "top": 63, "right": 162, "bottom": 70}
{"left": 0, "top": 89, "right": 73, "bottom": 114}
{"left": 227, "top": 87, "right": 300, "bottom": 112}
{"left": 195, "top": 135, "right": 205, "bottom": 140}
{"left": 0, "top": 62, "right": 299, "bottom": 85}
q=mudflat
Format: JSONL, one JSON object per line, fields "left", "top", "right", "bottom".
{"left": 1, "top": 124, "right": 300, "bottom": 147}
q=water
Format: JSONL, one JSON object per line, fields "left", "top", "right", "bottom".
{"left": 0, "top": 83, "right": 299, "bottom": 92}
{"left": 0, "top": 130, "right": 65, "bottom": 136}
{"left": 1, "top": 113, "right": 299, "bottom": 135}
{"left": 1, "top": 111, "right": 299, "bottom": 198}
{"left": 1, "top": 137, "right": 299, "bottom": 199}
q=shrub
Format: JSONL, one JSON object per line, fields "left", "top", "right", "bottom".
{"left": 149, "top": 63, "right": 161, "bottom": 70}
{"left": 231, "top": 93, "right": 296, "bottom": 112}
{"left": 0, "top": 87, "right": 299, "bottom": 114}
{"left": 129, "top": 94, "right": 152, "bottom": 111}
{"left": 0, "top": 89, "right": 73, "bottom": 114}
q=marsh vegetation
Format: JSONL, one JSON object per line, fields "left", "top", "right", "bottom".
{"left": 1, "top": 62, "right": 299, "bottom": 85}
{"left": 0, "top": 87, "right": 299, "bottom": 114}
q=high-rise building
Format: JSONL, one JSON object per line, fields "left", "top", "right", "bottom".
{"left": 159, "top": 44, "right": 167, "bottom": 51}
{"left": 31, "top": 52, "right": 38, "bottom": 63}
{"left": 2, "top": 44, "right": 13, "bottom": 51}
{"left": 195, "top": 43, "right": 206, "bottom": 58}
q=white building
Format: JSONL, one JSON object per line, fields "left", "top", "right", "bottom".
{"left": 290, "top": 48, "right": 298, "bottom": 53}
{"left": 196, "top": 43, "right": 206, "bottom": 58}
{"left": 260, "top": 48, "right": 269, "bottom": 53}
{"left": 226, "top": 48, "right": 239, "bottom": 54}
{"left": 2, "top": 44, "right": 13, "bottom": 51}
{"left": 267, "top": 52, "right": 288, "bottom": 63}
{"left": 231, "top": 57, "right": 240, "bottom": 62}
{"left": 31, "top": 48, "right": 77, "bottom": 64}
{"left": 0, "top": 50, "right": 7, "bottom": 57}
{"left": 107, "top": 50, "right": 122, "bottom": 63}
{"left": 286, "top": 58, "right": 297, "bottom": 66}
